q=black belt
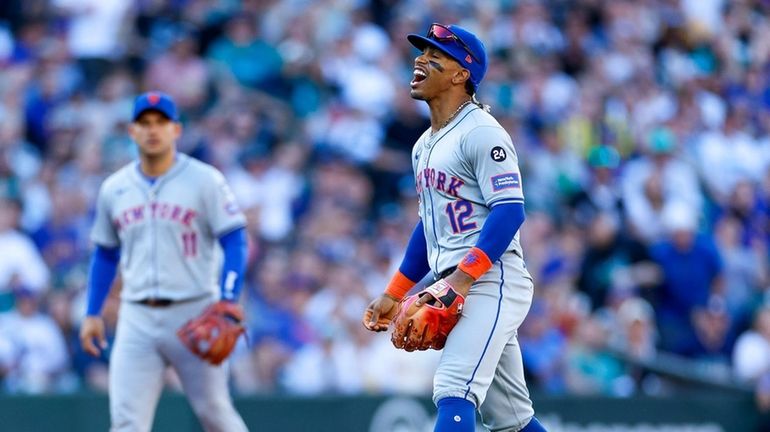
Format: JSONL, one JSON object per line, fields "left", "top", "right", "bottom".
{"left": 135, "top": 298, "right": 175, "bottom": 307}
{"left": 436, "top": 266, "right": 457, "bottom": 280}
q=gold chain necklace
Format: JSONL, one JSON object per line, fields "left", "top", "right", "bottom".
{"left": 431, "top": 100, "right": 472, "bottom": 136}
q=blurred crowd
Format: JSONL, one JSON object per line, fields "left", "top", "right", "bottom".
{"left": 2, "top": 0, "right": 770, "bottom": 404}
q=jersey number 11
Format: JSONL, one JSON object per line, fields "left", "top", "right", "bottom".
{"left": 182, "top": 231, "right": 197, "bottom": 257}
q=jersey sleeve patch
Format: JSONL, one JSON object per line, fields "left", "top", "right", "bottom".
{"left": 220, "top": 183, "right": 241, "bottom": 215}
{"left": 491, "top": 173, "right": 520, "bottom": 192}
{"left": 490, "top": 146, "right": 507, "bottom": 162}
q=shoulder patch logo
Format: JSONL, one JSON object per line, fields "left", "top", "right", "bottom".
{"left": 491, "top": 173, "right": 520, "bottom": 191}
{"left": 491, "top": 146, "right": 507, "bottom": 162}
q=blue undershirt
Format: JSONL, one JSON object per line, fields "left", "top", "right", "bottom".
{"left": 218, "top": 227, "right": 248, "bottom": 302}
{"left": 85, "top": 226, "right": 248, "bottom": 316}
{"left": 398, "top": 220, "right": 432, "bottom": 282}
{"left": 476, "top": 202, "right": 526, "bottom": 262}
{"left": 398, "top": 203, "right": 525, "bottom": 280}
{"left": 85, "top": 246, "right": 120, "bottom": 316}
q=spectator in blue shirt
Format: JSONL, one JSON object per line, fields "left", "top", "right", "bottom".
{"left": 650, "top": 201, "right": 723, "bottom": 355}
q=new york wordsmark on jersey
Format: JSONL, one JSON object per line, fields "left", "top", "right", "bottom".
{"left": 413, "top": 104, "right": 524, "bottom": 275}
{"left": 91, "top": 153, "right": 246, "bottom": 301}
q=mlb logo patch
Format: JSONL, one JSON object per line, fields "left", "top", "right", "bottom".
{"left": 491, "top": 173, "right": 520, "bottom": 191}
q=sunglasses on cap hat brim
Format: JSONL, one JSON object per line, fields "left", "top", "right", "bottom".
{"left": 427, "top": 23, "right": 481, "bottom": 64}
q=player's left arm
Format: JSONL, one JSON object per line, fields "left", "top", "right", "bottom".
{"left": 175, "top": 170, "right": 248, "bottom": 364}
{"left": 218, "top": 227, "right": 247, "bottom": 302}
{"left": 443, "top": 126, "right": 526, "bottom": 293}
{"left": 203, "top": 169, "right": 248, "bottom": 302}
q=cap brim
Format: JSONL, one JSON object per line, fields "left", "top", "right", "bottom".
{"left": 407, "top": 34, "right": 457, "bottom": 62}
{"left": 133, "top": 108, "right": 175, "bottom": 122}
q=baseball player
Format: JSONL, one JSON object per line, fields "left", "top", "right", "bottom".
{"left": 363, "top": 24, "right": 547, "bottom": 432}
{"left": 79, "top": 92, "right": 249, "bottom": 432}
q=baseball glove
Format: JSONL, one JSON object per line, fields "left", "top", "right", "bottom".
{"left": 391, "top": 279, "right": 465, "bottom": 352}
{"left": 177, "top": 301, "right": 245, "bottom": 365}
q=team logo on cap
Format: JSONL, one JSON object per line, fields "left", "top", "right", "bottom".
{"left": 465, "top": 54, "right": 472, "bottom": 64}
{"left": 147, "top": 93, "right": 161, "bottom": 105}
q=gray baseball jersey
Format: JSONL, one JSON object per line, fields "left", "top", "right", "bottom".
{"left": 413, "top": 103, "right": 536, "bottom": 431}
{"left": 91, "top": 153, "right": 246, "bottom": 301}
{"left": 91, "top": 153, "right": 248, "bottom": 432}
{"left": 413, "top": 104, "right": 524, "bottom": 275}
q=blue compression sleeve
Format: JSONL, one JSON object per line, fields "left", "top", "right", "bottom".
{"left": 218, "top": 227, "right": 247, "bottom": 302}
{"left": 475, "top": 202, "right": 526, "bottom": 263}
{"left": 86, "top": 245, "right": 120, "bottom": 316}
{"left": 398, "top": 220, "right": 432, "bottom": 282}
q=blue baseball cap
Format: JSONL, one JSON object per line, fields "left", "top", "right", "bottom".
{"left": 132, "top": 91, "right": 178, "bottom": 121}
{"left": 407, "top": 23, "right": 488, "bottom": 91}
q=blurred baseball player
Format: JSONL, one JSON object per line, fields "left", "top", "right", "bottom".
{"left": 363, "top": 24, "right": 547, "bottom": 432}
{"left": 79, "top": 92, "right": 248, "bottom": 432}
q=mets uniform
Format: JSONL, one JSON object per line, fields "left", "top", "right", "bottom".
{"left": 412, "top": 103, "right": 536, "bottom": 431}
{"left": 91, "top": 153, "right": 248, "bottom": 432}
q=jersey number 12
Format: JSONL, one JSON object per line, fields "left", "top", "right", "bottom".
{"left": 445, "top": 200, "right": 476, "bottom": 233}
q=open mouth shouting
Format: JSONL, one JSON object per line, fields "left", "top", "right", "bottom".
{"left": 411, "top": 66, "right": 428, "bottom": 88}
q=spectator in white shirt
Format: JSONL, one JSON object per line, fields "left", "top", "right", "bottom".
{"left": 733, "top": 305, "right": 770, "bottom": 383}
{"left": 0, "top": 288, "right": 69, "bottom": 393}
{"left": 622, "top": 127, "right": 703, "bottom": 243}
{"left": 0, "top": 196, "right": 49, "bottom": 311}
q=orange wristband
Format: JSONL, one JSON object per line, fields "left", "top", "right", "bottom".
{"left": 457, "top": 247, "right": 493, "bottom": 280}
{"left": 384, "top": 271, "right": 416, "bottom": 301}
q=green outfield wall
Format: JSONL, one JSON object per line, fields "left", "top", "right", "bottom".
{"left": 0, "top": 392, "right": 765, "bottom": 431}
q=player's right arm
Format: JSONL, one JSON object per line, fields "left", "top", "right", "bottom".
{"left": 81, "top": 180, "right": 121, "bottom": 357}
{"left": 363, "top": 219, "right": 431, "bottom": 332}
{"left": 80, "top": 245, "right": 120, "bottom": 356}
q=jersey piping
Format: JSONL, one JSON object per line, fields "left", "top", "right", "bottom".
{"left": 464, "top": 260, "right": 504, "bottom": 399}
{"left": 423, "top": 107, "right": 479, "bottom": 275}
